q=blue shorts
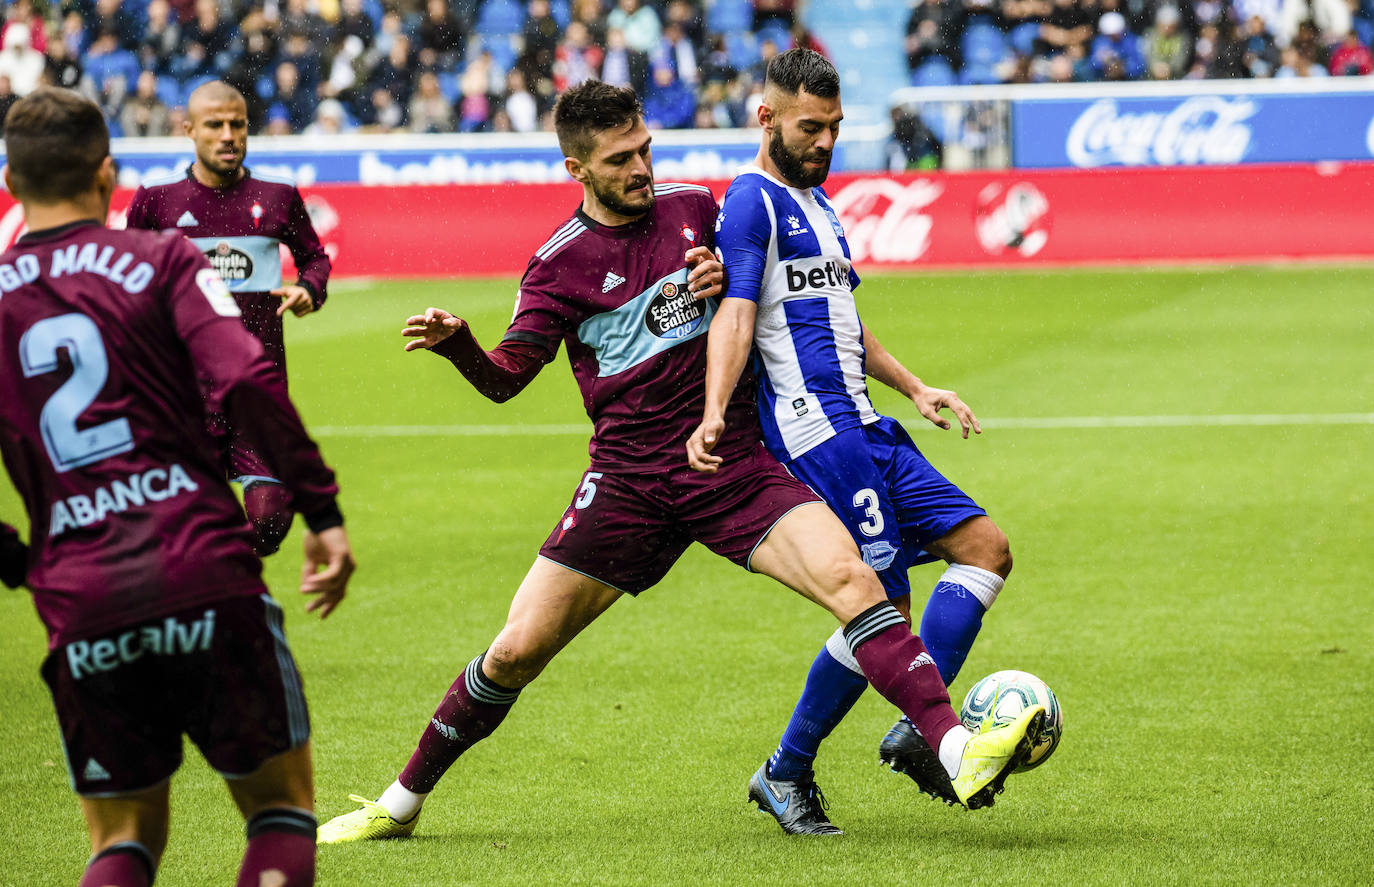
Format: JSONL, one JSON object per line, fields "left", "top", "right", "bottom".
{"left": 786, "top": 415, "right": 985, "bottom": 600}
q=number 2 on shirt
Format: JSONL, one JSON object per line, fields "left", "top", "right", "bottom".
{"left": 19, "top": 313, "right": 134, "bottom": 473}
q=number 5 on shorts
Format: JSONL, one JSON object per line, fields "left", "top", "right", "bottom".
{"left": 575, "top": 472, "right": 603, "bottom": 509}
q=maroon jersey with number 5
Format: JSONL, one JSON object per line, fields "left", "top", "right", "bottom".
{"left": 0, "top": 219, "right": 338, "bottom": 648}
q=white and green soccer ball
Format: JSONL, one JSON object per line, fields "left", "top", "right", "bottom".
{"left": 960, "top": 670, "right": 1063, "bottom": 771}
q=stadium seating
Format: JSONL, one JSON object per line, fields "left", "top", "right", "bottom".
{"left": 962, "top": 23, "right": 1009, "bottom": 70}
{"left": 706, "top": 0, "right": 754, "bottom": 35}
{"left": 474, "top": 0, "right": 524, "bottom": 38}
{"left": 1010, "top": 22, "right": 1041, "bottom": 57}
{"left": 911, "top": 56, "right": 957, "bottom": 87}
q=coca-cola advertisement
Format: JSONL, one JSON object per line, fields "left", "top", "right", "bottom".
{"left": 0, "top": 164, "right": 1370, "bottom": 275}
{"left": 1013, "top": 90, "right": 1374, "bottom": 169}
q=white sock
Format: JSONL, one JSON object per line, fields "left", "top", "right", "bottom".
{"left": 939, "top": 563, "right": 1004, "bottom": 609}
{"left": 378, "top": 780, "right": 427, "bottom": 821}
{"left": 824, "top": 627, "right": 865, "bottom": 675}
{"left": 937, "top": 725, "right": 974, "bottom": 780}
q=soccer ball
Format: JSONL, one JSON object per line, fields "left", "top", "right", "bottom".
{"left": 959, "top": 670, "right": 1062, "bottom": 771}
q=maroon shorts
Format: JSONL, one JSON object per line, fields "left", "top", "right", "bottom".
{"left": 41, "top": 592, "right": 309, "bottom": 797}
{"left": 538, "top": 442, "right": 821, "bottom": 594}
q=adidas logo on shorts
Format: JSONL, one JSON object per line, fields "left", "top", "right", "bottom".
{"left": 83, "top": 758, "right": 111, "bottom": 781}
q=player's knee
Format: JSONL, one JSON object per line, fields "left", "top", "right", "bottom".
{"left": 484, "top": 636, "right": 549, "bottom": 689}
{"left": 951, "top": 518, "right": 1012, "bottom": 579}
{"left": 813, "top": 550, "right": 885, "bottom": 616}
{"left": 983, "top": 527, "right": 1013, "bottom": 579}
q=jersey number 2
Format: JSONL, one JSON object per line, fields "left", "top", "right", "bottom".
{"left": 20, "top": 313, "right": 134, "bottom": 473}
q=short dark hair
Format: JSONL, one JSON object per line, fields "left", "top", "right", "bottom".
{"left": 764, "top": 48, "right": 840, "bottom": 99}
{"left": 4, "top": 87, "right": 109, "bottom": 203}
{"left": 553, "top": 80, "right": 642, "bottom": 160}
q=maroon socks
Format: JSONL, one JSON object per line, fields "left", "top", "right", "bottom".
{"left": 398, "top": 654, "right": 520, "bottom": 794}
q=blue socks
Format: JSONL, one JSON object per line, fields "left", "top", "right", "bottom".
{"left": 767, "top": 641, "right": 868, "bottom": 781}
{"left": 919, "top": 564, "right": 1003, "bottom": 685}
{"left": 920, "top": 582, "right": 988, "bottom": 685}
{"left": 768, "top": 564, "right": 1005, "bottom": 779}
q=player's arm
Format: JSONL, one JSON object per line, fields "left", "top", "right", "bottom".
{"left": 0, "top": 521, "right": 27, "bottom": 589}
{"left": 403, "top": 307, "right": 554, "bottom": 403}
{"left": 686, "top": 297, "right": 757, "bottom": 472}
{"left": 862, "top": 324, "right": 981, "bottom": 438}
{"left": 166, "top": 241, "right": 353, "bottom": 615}
{"left": 124, "top": 186, "right": 153, "bottom": 230}
{"left": 272, "top": 187, "right": 332, "bottom": 318}
{"left": 687, "top": 188, "right": 768, "bottom": 472}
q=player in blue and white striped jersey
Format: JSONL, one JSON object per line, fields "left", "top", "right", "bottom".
{"left": 688, "top": 49, "right": 1024, "bottom": 833}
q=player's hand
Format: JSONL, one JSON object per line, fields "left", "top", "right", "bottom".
{"left": 685, "top": 246, "right": 725, "bottom": 300}
{"left": 912, "top": 384, "right": 982, "bottom": 438}
{"left": 271, "top": 285, "right": 316, "bottom": 318}
{"left": 403, "top": 307, "right": 465, "bottom": 351}
{"left": 300, "top": 526, "right": 354, "bottom": 618}
{"left": 686, "top": 416, "right": 726, "bottom": 472}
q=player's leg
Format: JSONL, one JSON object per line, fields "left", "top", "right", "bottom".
{"left": 224, "top": 743, "right": 317, "bottom": 887}
{"left": 391, "top": 557, "right": 623, "bottom": 795}
{"left": 749, "top": 501, "right": 1041, "bottom": 811}
{"left": 874, "top": 417, "right": 1010, "bottom": 799}
{"left": 318, "top": 557, "right": 625, "bottom": 842}
{"left": 42, "top": 623, "right": 187, "bottom": 885}
{"left": 77, "top": 788, "right": 168, "bottom": 887}
{"left": 919, "top": 515, "right": 1011, "bottom": 683}
{"left": 877, "top": 415, "right": 1007, "bottom": 686}
{"left": 190, "top": 594, "right": 318, "bottom": 886}
{"left": 320, "top": 468, "right": 677, "bottom": 842}
{"left": 757, "top": 429, "right": 912, "bottom": 789}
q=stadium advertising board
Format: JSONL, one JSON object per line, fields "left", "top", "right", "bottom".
{"left": 1, "top": 164, "right": 1368, "bottom": 275}
{"left": 102, "top": 138, "right": 762, "bottom": 188}
{"left": 1011, "top": 86, "right": 1374, "bottom": 169}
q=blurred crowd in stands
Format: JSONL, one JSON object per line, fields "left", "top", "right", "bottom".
{"left": 906, "top": 0, "right": 1374, "bottom": 85}
{"left": 0, "top": 0, "right": 822, "bottom": 135}
{"left": 0, "top": 0, "right": 1367, "bottom": 138}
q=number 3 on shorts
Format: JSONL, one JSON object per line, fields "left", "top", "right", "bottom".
{"left": 853, "top": 487, "right": 884, "bottom": 537}
{"left": 575, "top": 472, "right": 604, "bottom": 509}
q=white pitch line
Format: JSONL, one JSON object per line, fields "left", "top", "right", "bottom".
{"left": 310, "top": 413, "right": 1374, "bottom": 437}
{"left": 958, "top": 413, "right": 1374, "bottom": 430}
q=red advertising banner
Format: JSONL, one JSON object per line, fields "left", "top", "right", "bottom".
{"left": 1, "top": 163, "right": 1369, "bottom": 277}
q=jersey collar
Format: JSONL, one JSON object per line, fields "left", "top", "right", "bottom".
{"left": 17, "top": 218, "right": 102, "bottom": 244}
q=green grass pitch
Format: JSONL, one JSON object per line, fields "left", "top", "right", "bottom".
{"left": 1, "top": 265, "right": 1371, "bottom": 885}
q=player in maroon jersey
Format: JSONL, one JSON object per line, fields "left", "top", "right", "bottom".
{"left": 0, "top": 88, "right": 355, "bottom": 887}
{"left": 317, "top": 81, "right": 1043, "bottom": 843}
{"left": 126, "top": 80, "right": 332, "bottom": 557}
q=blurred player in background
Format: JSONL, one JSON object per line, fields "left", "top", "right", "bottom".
{"left": 688, "top": 48, "right": 1018, "bottom": 833}
{"left": 0, "top": 87, "right": 355, "bottom": 887}
{"left": 317, "top": 79, "right": 1042, "bottom": 844}
{"left": 126, "top": 80, "right": 332, "bottom": 556}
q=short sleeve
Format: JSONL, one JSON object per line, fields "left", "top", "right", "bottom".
{"left": 716, "top": 180, "right": 772, "bottom": 304}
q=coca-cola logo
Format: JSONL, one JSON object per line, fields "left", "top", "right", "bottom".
{"left": 827, "top": 178, "right": 944, "bottom": 263}
{"left": 1066, "top": 97, "right": 1256, "bottom": 167}
{"left": 975, "top": 182, "right": 1051, "bottom": 257}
